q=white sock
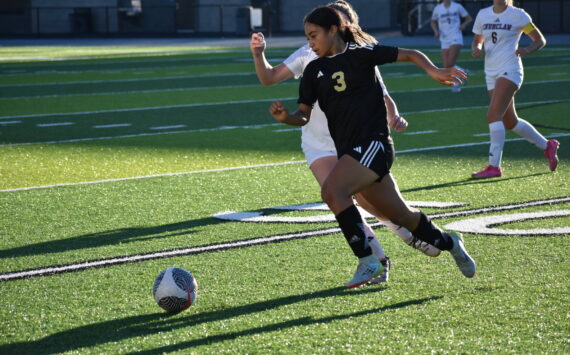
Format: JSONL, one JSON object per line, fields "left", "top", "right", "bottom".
{"left": 511, "top": 118, "right": 548, "bottom": 150}
{"left": 382, "top": 220, "right": 414, "bottom": 243}
{"left": 362, "top": 221, "right": 386, "bottom": 260}
{"left": 488, "top": 121, "right": 505, "bottom": 167}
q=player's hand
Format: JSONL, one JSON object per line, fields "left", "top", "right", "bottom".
{"left": 250, "top": 32, "right": 266, "bottom": 56}
{"left": 515, "top": 47, "right": 530, "bottom": 57}
{"left": 472, "top": 47, "right": 483, "bottom": 58}
{"left": 389, "top": 115, "right": 408, "bottom": 132}
{"left": 430, "top": 67, "right": 467, "bottom": 86}
{"left": 269, "top": 101, "right": 289, "bottom": 123}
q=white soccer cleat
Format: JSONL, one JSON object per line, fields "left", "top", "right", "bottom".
{"left": 346, "top": 255, "right": 383, "bottom": 289}
{"left": 399, "top": 231, "right": 442, "bottom": 257}
{"left": 370, "top": 257, "right": 391, "bottom": 284}
{"left": 448, "top": 232, "right": 476, "bottom": 278}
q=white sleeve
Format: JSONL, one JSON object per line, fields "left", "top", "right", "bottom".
{"left": 431, "top": 6, "right": 439, "bottom": 21}
{"left": 472, "top": 10, "right": 483, "bottom": 35}
{"left": 519, "top": 8, "right": 533, "bottom": 27}
{"left": 283, "top": 45, "right": 310, "bottom": 79}
{"left": 374, "top": 67, "right": 388, "bottom": 96}
{"left": 459, "top": 4, "right": 469, "bottom": 18}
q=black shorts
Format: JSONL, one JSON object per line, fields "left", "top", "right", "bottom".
{"left": 342, "top": 138, "right": 394, "bottom": 181}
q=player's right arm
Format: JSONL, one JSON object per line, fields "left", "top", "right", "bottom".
{"left": 250, "top": 32, "right": 295, "bottom": 86}
{"left": 471, "top": 11, "right": 484, "bottom": 58}
{"left": 430, "top": 7, "right": 439, "bottom": 38}
{"left": 269, "top": 102, "right": 312, "bottom": 126}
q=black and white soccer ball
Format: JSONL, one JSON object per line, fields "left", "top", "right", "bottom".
{"left": 152, "top": 267, "right": 198, "bottom": 313}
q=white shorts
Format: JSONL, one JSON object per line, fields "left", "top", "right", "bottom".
{"left": 301, "top": 102, "right": 337, "bottom": 167}
{"left": 485, "top": 68, "right": 524, "bottom": 91}
{"left": 440, "top": 34, "right": 463, "bottom": 49}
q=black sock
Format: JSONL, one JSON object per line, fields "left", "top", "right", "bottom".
{"left": 412, "top": 212, "right": 453, "bottom": 250}
{"left": 335, "top": 205, "right": 373, "bottom": 258}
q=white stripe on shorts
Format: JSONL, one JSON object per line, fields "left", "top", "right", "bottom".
{"left": 360, "top": 141, "right": 384, "bottom": 167}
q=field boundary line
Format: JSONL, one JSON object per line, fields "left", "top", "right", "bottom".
{"left": 3, "top": 77, "right": 570, "bottom": 101}
{"left": 2, "top": 133, "right": 568, "bottom": 193}
{"left": 1, "top": 196, "right": 567, "bottom": 282}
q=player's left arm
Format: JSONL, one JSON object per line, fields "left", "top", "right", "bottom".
{"left": 396, "top": 48, "right": 466, "bottom": 86}
{"left": 269, "top": 102, "right": 312, "bottom": 126}
{"left": 460, "top": 15, "right": 473, "bottom": 31}
{"left": 516, "top": 23, "right": 546, "bottom": 57}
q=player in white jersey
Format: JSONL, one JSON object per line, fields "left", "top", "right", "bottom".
{"left": 249, "top": 1, "right": 442, "bottom": 284}
{"left": 430, "top": 0, "right": 472, "bottom": 92}
{"left": 471, "top": 0, "right": 560, "bottom": 179}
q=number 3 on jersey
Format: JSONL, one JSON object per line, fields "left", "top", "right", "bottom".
{"left": 332, "top": 71, "right": 347, "bottom": 92}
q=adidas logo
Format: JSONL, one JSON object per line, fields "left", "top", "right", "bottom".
{"left": 503, "top": 72, "right": 508, "bottom": 75}
{"left": 348, "top": 235, "right": 361, "bottom": 244}
{"left": 353, "top": 146, "right": 362, "bottom": 153}
{"left": 495, "top": 18, "right": 500, "bottom": 22}
{"left": 317, "top": 71, "right": 324, "bottom": 78}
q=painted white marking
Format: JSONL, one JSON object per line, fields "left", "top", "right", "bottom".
{"left": 93, "top": 123, "right": 132, "bottom": 129}
{"left": 1, "top": 196, "right": 568, "bottom": 282}
{"left": 445, "top": 210, "right": 570, "bottom": 236}
{"left": 472, "top": 133, "right": 490, "bottom": 137}
{"left": 0, "top": 120, "right": 21, "bottom": 125}
{"left": 547, "top": 72, "right": 568, "bottom": 76}
{"left": 36, "top": 122, "right": 74, "bottom": 127}
{"left": 273, "top": 128, "right": 302, "bottom": 133}
{"left": 215, "top": 201, "right": 467, "bottom": 223}
{"left": 403, "top": 130, "right": 439, "bottom": 135}
{"left": 2, "top": 133, "right": 568, "bottom": 193}
{"left": 0, "top": 97, "right": 296, "bottom": 120}
{"left": 149, "top": 124, "right": 187, "bottom": 130}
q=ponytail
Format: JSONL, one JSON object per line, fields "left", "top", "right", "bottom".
{"left": 327, "top": 0, "right": 377, "bottom": 45}
{"left": 305, "top": 6, "right": 363, "bottom": 45}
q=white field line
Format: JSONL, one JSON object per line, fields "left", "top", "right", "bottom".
{"left": 403, "top": 130, "right": 439, "bottom": 135}
{"left": 1, "top": 196, "right": 568, "bottom": 282}
{"left": 1, "top": 98, "right": 569, "bottom": 147}
{"left": 3, "top": 72, "right": 570, "bottom": 101}
{"left": 94, "top": 123, "right": 132, "bottom": 129}
{"left": 0, "top": 120, "right": 21, "bottom": 125}
{"left": 2, "top": 133, "right": 568, "bottom": 193}
{"left": 149, "top": 124, "right": 187, "bottom": 130}
{"left": 0, "top": 123, "right": 282, "bottom": 147}
{"left": 473, "top": 133, "right": 490, "bottom": 137}
{"left": 273, "top": 127, "right": 302, "bottom": 132}
{"left": 36, "top": 122, "right": 74, "bottom": 127}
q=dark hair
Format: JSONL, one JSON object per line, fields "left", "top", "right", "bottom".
{"left": 326, "top": 0, "right": 378, "bottom": 45}
{"left": 304, "top": 6, "right": 356, "bottom": 44}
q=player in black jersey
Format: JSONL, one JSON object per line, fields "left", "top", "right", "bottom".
{"left": 269, "top": 6, "right": 476, "bottom": 288}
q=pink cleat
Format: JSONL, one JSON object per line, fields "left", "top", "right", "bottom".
{"left": 544, "top": 139, "right": 560, "bottom": 171}
{"left": 471, "top": 165, "right": 502, "bottom": 179}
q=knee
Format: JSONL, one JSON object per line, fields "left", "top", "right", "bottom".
{"left": 320, "top": 183, "right": 337, "bottom": 207}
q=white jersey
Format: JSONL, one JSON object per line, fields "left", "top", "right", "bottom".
{"left": 283, "top": 44, "right": 388, "bottom": 155}
{"left": 472, "top": 5, "right": 533, "bottom": 74}
{"left": 431, "top": 2, "right": 469, "bottom": 40}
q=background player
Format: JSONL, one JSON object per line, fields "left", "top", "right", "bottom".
{"left": 471, "top": 0, "right": 560, "bottom": 179}
{"left": 250, "top": 1, "right": 442, "bottom": 284}
{"left": 431, "top": 0, "right": 472, "bottom": 92}
{"left": 269, "top": 6, "right": 475, "bottom": 288}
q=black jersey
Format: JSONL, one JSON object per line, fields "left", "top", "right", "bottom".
{"left": 298, "top": 43, "right": 399, "bottom": 155}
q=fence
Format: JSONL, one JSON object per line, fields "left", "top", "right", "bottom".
{"left": 0, "top": 4, "right": 272, "bottom": 37}
{"left": 400, "top": 0, "right": 570, "bottom": 35}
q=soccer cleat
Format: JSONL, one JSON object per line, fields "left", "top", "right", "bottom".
{"left": 544, "top": 139, "right": 560, "bottom": 171}
{"left": 346, "top": 255, "right": 383, "bottom": 289}
{"left": 471, "top": 165, "right": 502, "bottom": 179}
{"left": 448, "top": 232, "right": 476, "bottom": 278}
{"left": 370, "top": 257, "right": 391, "bottom": 284}
{"left": 399, "top": 232, "right": 442, "bottom": 257}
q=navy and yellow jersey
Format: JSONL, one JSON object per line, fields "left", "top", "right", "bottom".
{"left": 298, "top": 43, "right": 399, "bottom": 155}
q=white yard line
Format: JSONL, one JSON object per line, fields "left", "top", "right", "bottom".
{"left": 93, "top": 123, "right": 132, "bottom": 129}
{"left": 149, "top": 124, "right": 187, "bottom": 130}
{"left": 403, "top": 130, "right": 439, "bottom": 135}
{"left": 36, "top": 122, "right": 74, "bottom": 127}
{"left": 0, "top": 120, "right": 21, "bottom": 125}
{"left": 2, "top": 133, "right": 568, "bottom": 193}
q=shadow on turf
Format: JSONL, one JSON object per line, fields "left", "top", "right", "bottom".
{"left": 400, "top": 172, "right": 549, "bottom": 194}
{"left": 0, "top": 284, "right": 441, "bottom": 354}
{"left": 0, "top": 208, "right": 299, "bottom": 260}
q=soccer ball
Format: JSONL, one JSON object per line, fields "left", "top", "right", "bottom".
{"left": 152, "top": 267, "right": 198, "bottom": 313}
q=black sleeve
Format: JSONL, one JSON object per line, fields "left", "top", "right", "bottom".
{"left": 371, "top": 45, "right": 399, "bottom": 66}
{"left": 297, "top": 64, "right": 317, "bottom": 107}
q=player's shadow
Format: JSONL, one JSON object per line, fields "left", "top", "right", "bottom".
{"left": 0, "top": 286, "right": 442, "bottom": 354}
{"left": 0, "top": 208, "right": 303, "bottom": 260}
{"left": 400, "top": 172, "right": 549, "bottom": 194}
{"left": 0, "top": 216, "right": 225, "bottom": 259}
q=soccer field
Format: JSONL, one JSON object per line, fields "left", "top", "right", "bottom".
{"left": 0, "top": 43, "right": 569, "bottom": 354}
